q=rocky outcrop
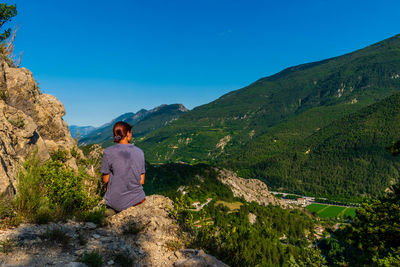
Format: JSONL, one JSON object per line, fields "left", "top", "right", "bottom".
{"left": 0, "top": 59, "right": 76, "bottom": 193}
{"left": 106, "top": 195, "right": 228, "bottom": 267}
{"left": 217, "top": 168, "right": 290, "bottom": 208}
{"left": 0, "top": 195, "right": 228, "bottom": 267}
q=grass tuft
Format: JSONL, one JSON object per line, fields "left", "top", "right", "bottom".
{"left": 123, "top": 222, "right": 143, "bottom": 235}
{"left": 41, "top": 227, "right": 70, "bottom": 248}
{"left": 81, "top": 251, "right": 103, "bottom": 267}
{"left": 0, "top": 239, "right": 14, "bottom": 254}
{"left": 114, "top": 252, "right": 134, "bottom": 267}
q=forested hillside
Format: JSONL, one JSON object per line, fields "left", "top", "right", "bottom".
{"left": 227, "top": 92, "right": 400, "bottom": 200}
{"left": 138, "top": 34, "right": 400, "bottom": 166}
{"left": 143, "top": 163, "right": 323, "bottom": 266}
{"left": 136, "top": 34, "right": 400, "bottom": 199}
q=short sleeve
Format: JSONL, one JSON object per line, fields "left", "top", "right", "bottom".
{"left": 101, "top": 151, "right": 111, "bottom": 174}
{"left": 141, "top": 160, "right": 145, "bottom": 174}
{"left": 141, "top": 151, "right": 145, "bottom": 174}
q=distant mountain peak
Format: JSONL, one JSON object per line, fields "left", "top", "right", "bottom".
{"left": 178, "top": 104, "right": 188, "bottom": 112}
{"left": 77, "top": 103, "right": 188, "bottom": 146}
{"left": 149, "top": 104, "right": 188, "bottom": 113}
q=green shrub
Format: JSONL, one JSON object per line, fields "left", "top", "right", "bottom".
{"left": 81, "top": 251, "right": 103, "bottom": 267}
{"left": 7, "top": 115, "right": 24, "bottom": 128}
{"left": 70, "top": 146, "right": 78, "bottom": 158}
{"left": 50, "top": 149, "right": 69, "bottom": 162}
{"left": 15, "top": 155, "right": 50, "bottom": 221}
{"left": 0, "top": 196, "right": 14, "bottom": 219}
{"left": 15, "top": 153, "right": 98, "bottom": 222}
{"left": 77, "top": 206, "right": 106, "bottom": 226}
{"left": 114, "top": 252, "right": 134, "bottom": 267}
{"left": 0, "top": 194, "right": 21, "bottom": 228}
{"left": 33, "top": 206, "right": 53, "bottom": 224}
{"left": 41, "top": 160, "right": 89, "bottom": 213}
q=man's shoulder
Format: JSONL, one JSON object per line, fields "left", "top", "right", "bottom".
{"left": 132, "top": 145, "right": 144, "bottom": 155}
{"left": 103, "top": 144, "right": 118, "bottom": 154}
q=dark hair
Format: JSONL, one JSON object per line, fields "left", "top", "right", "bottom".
{"left": 113, "top": 121, "right": 132, "bottom": 143}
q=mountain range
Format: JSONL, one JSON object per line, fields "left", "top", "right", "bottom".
{"left": 138, "top": 34, "right": 400, "bottom": 164}
{"left": 136, "top": 34, "right": 400, "bottom": 199}
{"left": 71, "top": 104, "right": 188, "bottom": 147}
{"left": 69, "top": 125, "right": 96, "bottom": 139}
{"left": 76, "top": 34, "right": 400, "bottom": 200}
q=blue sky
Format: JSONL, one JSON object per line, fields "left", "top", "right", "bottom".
{"left": 5, "top": 0, "right": 400, "bottom": 126}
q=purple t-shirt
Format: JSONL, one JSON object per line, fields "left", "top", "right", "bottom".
{"left": 100, "top": 144, "right": 146, "bottom": 212}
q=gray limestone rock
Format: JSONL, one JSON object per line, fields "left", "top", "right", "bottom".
{"left": 0, "top": 59, "right": 77, "bottom": 193}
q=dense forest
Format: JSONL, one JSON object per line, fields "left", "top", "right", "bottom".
{"left": 144, "top": 162, "right": 400, "bottom": 266}
{"left": 189, "top": 201, "right": 319, "bottom": 266}
{"left": 318, "top": 184, "right": 400, "bottom": 266}
{"left": 226, "top": 92, "right": 400, "bottom": 200}
{"left": 144, "top": 163, "right": 324, "bottom": 266}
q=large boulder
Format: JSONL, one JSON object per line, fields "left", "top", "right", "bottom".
{"left": 0, "top": 59, "right": 76, "bottom": 193}
{"left": 107, "top": 195, "right": 228, "bottom": 267}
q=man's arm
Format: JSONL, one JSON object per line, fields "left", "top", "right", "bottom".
{"left": 140, "top": 173, "right": 145, "bottom": 185}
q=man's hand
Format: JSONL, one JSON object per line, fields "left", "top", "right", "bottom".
{"left": 140, "top": 173, "right": 145, "bottom": 185}
{"left": 103, "top": 173, "right": 110, "bottom": 191}
{"left": 103, "top": 173, "right": 110, "bottom": 184}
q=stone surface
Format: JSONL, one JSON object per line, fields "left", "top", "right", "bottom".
{"left": 0, "top": 59, "right": 77, "bottom": 193}
{"left": 0, "top": 195, "right": 229, "bottom": 267}
{"left": 65, "top": 262, "right": 88, "bottom": 267}
{"left": 217, "top": 168, "right": 289, "bottom": 208}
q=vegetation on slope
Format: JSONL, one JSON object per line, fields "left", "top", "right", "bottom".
{"left": 145, "top": 162, "right": 324, "bottom": 266}
{"left": 139, "top": 34, "right": 400, "bottom": 166}
{"left": 145, "top": 161, "right": 400, "bottom": 266}
{"left": 143, "top": 163, "right": 234, "bottom": 202}
{"left": 190, "top": 201, "right": 320, "bottom": 267}
{"left": 229, "top": 92, "right": 400, "bottom": 200}
{"left": 14, "top": 150, "right": 103, "bottom": 224}
{"left": 319, "top": 184, "right": 400, "bottom": 266}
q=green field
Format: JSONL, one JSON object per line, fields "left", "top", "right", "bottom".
{"left": 306, "top": 204, "right": 357, "bottom": 219}
{"left": 318, "top": 206, "right": 346, "bottom": 218}
{"left": 343, "top": 208, "right": 357, "bottom": 218}
{"left": 306, "top": 204, "right": 327, "bottom": 213}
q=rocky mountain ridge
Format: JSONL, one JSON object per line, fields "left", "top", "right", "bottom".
{"left": 77, "top": 104, "right": 188, "bottom": 147}
{"left": 0, "top": 59, "right": 76, "bottom": 194}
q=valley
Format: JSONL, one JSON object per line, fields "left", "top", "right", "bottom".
{"left": 77, "top": 34, "right": 400, "bottom": 201}
{"left": 70, "top": 34, "right": 400, "bottom": 266}
{"left": 0, "top": 2, "right": 398, "bottom": 266}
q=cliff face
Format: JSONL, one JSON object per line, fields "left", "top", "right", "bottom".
{"left": 0, "top": 59, "right": 76, "bottom": 193}
{"left": 217, "top": 168, "right": 289, "bottom": 208}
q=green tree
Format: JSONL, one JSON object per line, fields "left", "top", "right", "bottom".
{"left": 347, "top": 186, "right": 400, "bottom": 264}
{"left": 0, "top": 3, "right": 17, "bottom": 42}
